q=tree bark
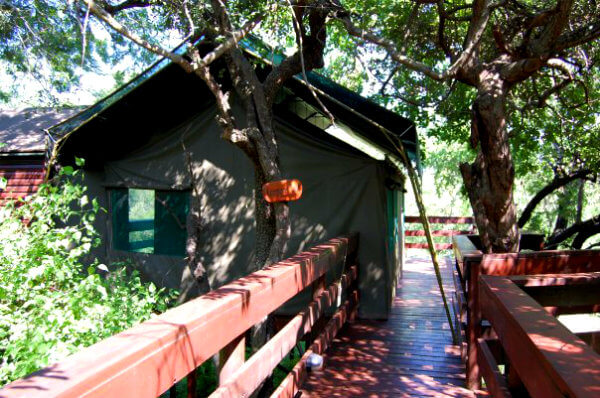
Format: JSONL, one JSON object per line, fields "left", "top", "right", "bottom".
{"left": 460, "top": 69, "right": 520, "bottom": 253}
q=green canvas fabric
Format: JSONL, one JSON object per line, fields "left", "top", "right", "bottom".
{"left": 111, "top": 188, "right": 129, "bottom": 251}
{"left": 154, "top": 190, "right": 189, "bottom": 256}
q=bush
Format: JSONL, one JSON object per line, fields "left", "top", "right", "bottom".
{"left": 0, "top": 167, "right": 176, "bottom": 386}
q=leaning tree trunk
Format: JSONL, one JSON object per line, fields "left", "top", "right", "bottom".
{"left": 460, "top": 70, "right": 520, "bottom": 253}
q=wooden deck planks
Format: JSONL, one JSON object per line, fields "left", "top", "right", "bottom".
{"left": 300, "top": 254, "right": 479, "bottom": 398}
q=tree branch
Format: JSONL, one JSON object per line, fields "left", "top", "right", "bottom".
{"left": 519, "top": 169, "right": 595, "bottom": 228}
{"left": 436, "top": 1, "right": 454, "bottom": 59}
{"left": 545, "top": 214, "right": 600, "bottom": 249}
{"left": 82, "top": 0, "right": 194, "bottom": 71}
{"left": 335, "top": 0, "right": 493, "bottom": 83}
{"left": 526, "top": 0, "right": 573, "bottom": 56}
{"left": 556, "top": 17, "right": 600, "bottom": 51}
{"left": 82, "top": 0, "right": 261, "bottom": 73}
{"left": 99, "top": 0, "right": 151, "bottom": 15}
{"left": 263, "top": 1, "right": 328, "bottom": 107}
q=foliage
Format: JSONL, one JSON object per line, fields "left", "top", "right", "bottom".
{"left": 1, "top": 1, "right": 599, "bottom": 247}
{"left": 0, "top": 0, "right": 163, "bottom": 105}
{"left": 0, "top": 167, "right": 176, "bottom": 386}
{"left": 326, "top": 0, "right": 600, "bottom": 248}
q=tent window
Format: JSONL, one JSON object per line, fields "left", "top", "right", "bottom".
{"left": 110, "top": 188, "right": 189, "bottom": 256}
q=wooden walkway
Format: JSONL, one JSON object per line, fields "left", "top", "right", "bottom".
{"left": 300, "top": 253, "right": 479, "bottom": 398}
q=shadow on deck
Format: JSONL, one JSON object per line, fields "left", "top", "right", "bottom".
{"left": 300, "top": 252, "right": 479, "bottom": 397}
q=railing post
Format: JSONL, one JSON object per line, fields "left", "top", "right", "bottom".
{"left": 347, "top": 236, "right": 359, "bottom": 322}
{"left": 187, "top": 370, "right": 197, "bottom": 398}
{"left": 219, "top": 334, "right": 246, "bottom": 385}
{"left": 467, "top": 261, "right": 481, "bottom": 390}
{"left": 306, "top": 274, "right": 328, "bottom": 343}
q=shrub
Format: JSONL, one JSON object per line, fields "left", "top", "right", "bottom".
{"left": 0, "top": 166, "right": 176, "bottom": 386}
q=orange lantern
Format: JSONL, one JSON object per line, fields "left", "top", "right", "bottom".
{"left": 262, "top": 179, "right": 303, "bottom": 203}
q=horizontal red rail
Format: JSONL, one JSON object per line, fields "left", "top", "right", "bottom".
{"left": 405, "top": 242, "right": 452, "bottom": 250}
{"left": 479, "top": 275, "right": 600, "bottom": 398}
{"left": 0, "top": 234, "right": 358, "bottom": 398}
{"left": 405, "top": 229, "right": 471, "bottom": 237}
{"left": 405, "top": 215, "right": 475, "bottom": 224}
{"left": 404, "top": 216, "right": 475, "bottom": 251}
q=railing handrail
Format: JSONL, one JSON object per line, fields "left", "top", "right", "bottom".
{"left": 0, "top": 234, "right": 358, "bottom": 398}
{"left": 479, "top": 274, "right": 600, "bottom": 398}
{"left": 404, "top": 215, "right": 475, "bottom": 224}
{"left": 405, "top": 215, "right": 476, "bottom": 251}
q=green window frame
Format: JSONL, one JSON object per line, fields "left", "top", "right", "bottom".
{"left": 110, "top": 188, "right": 189, "bottom": 256}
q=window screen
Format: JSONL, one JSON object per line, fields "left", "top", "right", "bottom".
{"left": 111, "top": 188, "right": 189, "bottom": 256}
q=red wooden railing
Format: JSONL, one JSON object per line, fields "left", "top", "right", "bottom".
{"left": 0, "top": 234, "right": 359, "bottom": 398}
{"left": 404, "top": 215, "right": 475, "bottom": 250}
{"left": 478, "top": 274, "right": 600, "bottom": 398}
{"left": 452, "top": 234, "right": 600, "bottom": 392}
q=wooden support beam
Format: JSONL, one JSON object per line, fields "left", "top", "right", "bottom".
{"left": 187, "top": 370, "right": 197, "bottom": 398}
{"left": 522, "top": 284, "right": 600, "bottom": 308}
{"left": 219, "top": 334, "right": 245, "bottom": 385}
{"left": 476, "top": 338, "right": 512, "bottom": 398}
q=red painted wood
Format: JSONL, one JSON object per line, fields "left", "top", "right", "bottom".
{"left": 0, "top": 164, "right": 44, "bottom": 170}
{"left": 271, "top": 290, "right": 359, "bottom": 398}
{"left": 1, "top": 186, "right": 39, "bottom": 193}
{"left": 405, "top": 229, "right": 471, "bottom": 237}
{"left": 0, "top": 170, "right": 44, "bottom": 178}
{"left": 477, "top": 339, "right": 512, "bottom": 398}
{"left": 508, "top": 272, "right": 600, "bottom": 287}
{"left": 405, "top": 216, "right": 475, "bottom": 224}
{"left": 405, "top": 242, "right": 453, "bottom": 250}
{"left": 463, "top": 248, "right": 600, "bottom": 388}
{"left": 405, "top": 217, "right": 475, "bottom": 252}
{"left": 480, "top": 250, "right": 600, "bottom": 276}
{"left": 480, "top": 275, "right": 600, "bottom": 398}
{"left": 0, "top": 166, "right": 45, "bottom": 206}
{"left": 0, "top": 192, "right": 28, "bottom": 200}
{"left": 300, "top": 256, "right": 477, "bottom": 398}
{"left": 218, "top": 334, "right": 245, "bottom": 385}
{"left": 0, "top": 234, "right": 357, "bottom": 398}
{"left": 212, "top": 267, "right": 358, "bottom": 398}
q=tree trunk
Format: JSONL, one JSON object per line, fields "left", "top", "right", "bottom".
{"left": 253, "top": 166, "right": 276, "bottom": 269}
{"left": 460, "top": 69, "right": 519, "bottom": 253}
{"left": 186, "top": 187, "right": 211, "bottom": 293}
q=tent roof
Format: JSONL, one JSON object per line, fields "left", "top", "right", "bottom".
{"left": 53, "top": 41, "right": 419, "bottom": 168}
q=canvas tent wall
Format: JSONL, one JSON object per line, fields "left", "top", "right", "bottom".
{"left": 52, "top": 52, "right": 418, "bottom": 319}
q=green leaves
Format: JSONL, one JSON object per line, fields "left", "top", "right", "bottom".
{"left": 0, "top": 170, "right": 177, "bottom": 386}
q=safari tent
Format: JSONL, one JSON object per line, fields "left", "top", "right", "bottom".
{"left": 49, "top": 51, "right": 420, "bottom": 319}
